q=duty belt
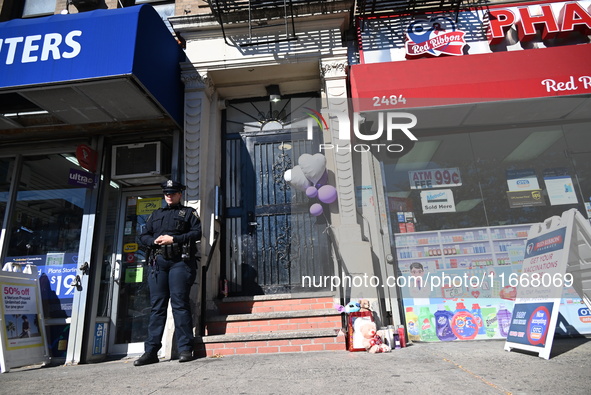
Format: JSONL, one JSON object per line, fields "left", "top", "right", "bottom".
{"left": 154, "top": 243, "right": 182, "bottom": 260}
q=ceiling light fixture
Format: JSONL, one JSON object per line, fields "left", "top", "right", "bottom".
{"left": 266, "top": 84, "right": 281, "bottom": 103}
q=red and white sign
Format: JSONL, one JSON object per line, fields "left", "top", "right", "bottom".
{"left": 76, "top": 144, "right": 98, "bottom": 173}
{"left": 409, "top": 168, "right": 462, "bottom": 189}
{"left": 488, "top": 1, "right": 591, "bottom": 44}
{"left": 405, "top": 17, "right": 466, "bottom": 58}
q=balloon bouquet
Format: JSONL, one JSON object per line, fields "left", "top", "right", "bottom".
{"left": 283, "top": 153, "right": 337, "bottom": 217}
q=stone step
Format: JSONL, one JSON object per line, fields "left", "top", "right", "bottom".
{"left": 215, "top": 292, "right": 336, "bottom": 315}
{"left": 205, "top": 309, "right": 342, "bottom": 335}
{"left": 195, "top": 329, "right": 346, "bottom": 357}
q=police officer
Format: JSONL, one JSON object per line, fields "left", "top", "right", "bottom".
{"left": 134, "top": 180, "right": 201, "bottom": 366}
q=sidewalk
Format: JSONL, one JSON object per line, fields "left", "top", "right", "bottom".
{"left": 1, "top": 337, "right": 589, "bottom": 394}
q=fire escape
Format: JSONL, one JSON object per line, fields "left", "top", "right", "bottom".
{"left": 355, "top": 0, "right": 466, "bottom": 20}
{"left": 209, "top": 0, "right": 344, "bottom": 47}
{"left": 209, "top": 1, "right": 474, "bottom": 47}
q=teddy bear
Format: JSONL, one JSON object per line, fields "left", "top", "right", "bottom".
{"left": 359, "top": 321, "right": 391, "bottom": 353}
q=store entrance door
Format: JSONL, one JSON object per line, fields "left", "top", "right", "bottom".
{"left": 108, "top": 190, "right": 163, "bottom": 356}
{"left": 224, "top": 129, "right": 332, "bottom": 295}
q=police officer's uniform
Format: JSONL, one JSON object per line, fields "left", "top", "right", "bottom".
{"left": 135, "top": 180, "right": 201, "bottom": 366}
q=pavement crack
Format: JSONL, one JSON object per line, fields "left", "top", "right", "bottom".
{"left": 441, "top": 357, "right": 512, "bottom": 395}
{"left": 145, "top": 363, "right": 205, "bottom": 395}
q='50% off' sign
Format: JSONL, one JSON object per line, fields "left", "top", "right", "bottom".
{"left": 409, "top": 168, "right": 462, "bottom": 189}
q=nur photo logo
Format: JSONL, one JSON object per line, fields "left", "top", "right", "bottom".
{"left": 305, "top": 108, "right": 418, "bottom": 154}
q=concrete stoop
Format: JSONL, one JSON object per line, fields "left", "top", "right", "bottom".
{"left": 195, "top": 293, "right": 346, "bottom": 357}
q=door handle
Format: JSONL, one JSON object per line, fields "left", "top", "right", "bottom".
{"left": 79, "top": 262, "right": 89, "bottom": 275}
{"left": 247, "top": 211, "right": 258, "bottom": 234}
{"left": 113, "top": 260, "right": 121, "bottom": 283}
{"left": 71, "top": 275, "right": 83, "bottom": 291}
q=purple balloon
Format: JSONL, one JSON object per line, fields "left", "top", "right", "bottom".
{"left": 316, "top": 170, "right": 329, "bottom": 188}
{"left": 309, "top": 203, "right": 323, "bottom": 216}
{"left": 306, "top": 186, "right": 318, "bottom": 199}
{"left": 318, "top": 185, "right": 338, "bottom": 204}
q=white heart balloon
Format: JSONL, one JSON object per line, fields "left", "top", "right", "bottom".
{"left": 298, "top": 153, "right": 327, "bottom": 184}
{"left": 283, "top": 169, "right": 292, "bottom": 182}
{"left": 289, "top": 165, "right": 311, "bottom": 191}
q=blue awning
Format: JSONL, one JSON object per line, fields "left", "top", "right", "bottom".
{"left": 0, "top": 5, "right": 184, "bottom": 127}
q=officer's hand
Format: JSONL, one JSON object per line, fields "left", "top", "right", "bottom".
{"left": 154, "top": 235, "right": 174, "bottom": 245}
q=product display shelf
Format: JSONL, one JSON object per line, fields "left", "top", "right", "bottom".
{"left": 395, "top": 224, "right": 532, "bottom": 269}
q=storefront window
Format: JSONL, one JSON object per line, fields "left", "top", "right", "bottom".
{"left": 384, "top": 133, "right": 487, "bottom": 232}
{"left": 3, "top": 154, "right": 91, "bottom": 319}
{"left": 382, "top": 120, "right": 591, "bottom": 342}
{"left": 471, "top": 126, "right": 580, "bottom": 226}
{"left": 384, "top": 124, "right": 589, "bottom": 233}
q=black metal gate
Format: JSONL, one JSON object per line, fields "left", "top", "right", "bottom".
{"left": 223, "top": 129, "right": 332, "bottom": 295}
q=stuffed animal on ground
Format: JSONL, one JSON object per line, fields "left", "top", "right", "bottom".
{"left": 358, "top": 299, "right": 372, "bottom": 312}
{"left": 359, "top": 321, "right": 391, "bottom": 353}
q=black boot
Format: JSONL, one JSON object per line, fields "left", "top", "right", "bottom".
{"left": 178, "top": 350, "right": 194, "bottom": 363}
{"left": 134, "top": 352, "right": 159, "bottom": 366}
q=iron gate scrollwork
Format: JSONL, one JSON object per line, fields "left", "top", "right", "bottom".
{"left": 224, "top": 129, "right": 332, "bottom": 295}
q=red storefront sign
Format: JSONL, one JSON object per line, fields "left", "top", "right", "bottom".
{"left": 488, "top": 1, "right": 591, "bottom": 44}
{"left": 405, "top": 17, "right": 467, "bottom": 58}
{"left": 350, "top": 44, "right": 591, "bottom": 111}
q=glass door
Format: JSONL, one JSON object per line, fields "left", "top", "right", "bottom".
{"left": 108, "top": 190, "right": 163, "bottom": 356}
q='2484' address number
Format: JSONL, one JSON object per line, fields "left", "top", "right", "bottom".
{"left": 373, "top": 95, "right": 407, "bottom": 107}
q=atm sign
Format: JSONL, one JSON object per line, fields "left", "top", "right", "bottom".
{"left": 409, "top": 168, "right": 462, "bottom": 189}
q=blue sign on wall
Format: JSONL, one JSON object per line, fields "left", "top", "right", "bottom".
{"left": 0, "top": 5, "right": 184, "bottom": 124}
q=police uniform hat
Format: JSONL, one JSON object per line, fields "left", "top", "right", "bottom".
{"left": 161, "top": 179, "right": 186, "bottom": 194}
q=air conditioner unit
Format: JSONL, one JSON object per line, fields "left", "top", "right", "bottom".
{"left": 71, "top": 0, "right": 100, "bottom": 7}
{"left": 112, "top": 142, "right": 166, "bottom": 180}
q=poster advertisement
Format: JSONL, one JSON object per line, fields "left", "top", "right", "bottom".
{"left": 4, "top": 253, "right": 78, "bottom": 317}
{"left": 506, "top": 169, "right": 540, "bottom": 191}
{"left": 38, "top": 263, "right": 77, "bottom": 317}
{"left": 1, "top": 269, "right": 49, "bottom": 372}
{"left": 125, "top": 266, "right": 144, "bottom": 283}
{"left": 136, "top": 197, "right": 161, "bottom": 215}
{"left": 506, "top": 302, "right": 554, "bottom": 346}
{"left": 519, "top": 226, "right": 567, "bottom": 300}
{"left": 420, "top": 189, "right": 455, "bottom": 214}
{"left": 506, "top": 190, "right": 545, "bottom": 208}
{"left": 409, "top": 168, "right": 462, "bottom": 189}
{"left": 543, "top": 168, "right": 578, "bottom": 206}
{"left": 355, "top": 185, "right": 373, "bottom": 207}
{"left": 1, "top": 283, "right": 43, "bottom": 349}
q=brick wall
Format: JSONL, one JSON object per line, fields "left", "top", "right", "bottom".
{"left": 176, "top": 0, "right": 211, "bottom": 16}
